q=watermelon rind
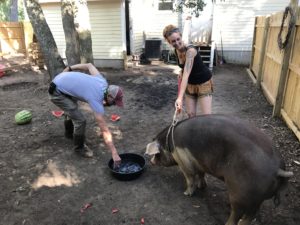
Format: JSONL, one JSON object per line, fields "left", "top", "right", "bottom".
{"left": 51, "top": 110, "right": 64, "bottom": 117}
{"left": 15, "top": 110, "right": 32, "bottom": 125}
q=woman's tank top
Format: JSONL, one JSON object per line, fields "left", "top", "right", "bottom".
{"left": 175, "top": 45, "right": 212, "bottom": 84}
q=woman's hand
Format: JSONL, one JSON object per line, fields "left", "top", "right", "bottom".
{"left": 175, "top": 97, "right": 183, "bottom": 113}
{"left": 178, "top": 70, "right": 183, "bottom": 80}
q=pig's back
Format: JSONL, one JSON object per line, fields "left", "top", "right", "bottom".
{"left": 175, "top": 114, "right": 272, "bottom": 151}
{"left": 173, "top": 114, "right": 281, "bottom": 176}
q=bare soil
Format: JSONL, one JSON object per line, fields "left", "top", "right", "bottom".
{"left": 0, "top": 59, "right": 299, "bottom": 225}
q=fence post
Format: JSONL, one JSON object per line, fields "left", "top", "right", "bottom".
{"left": 19, "top": 22, "right": 26, "bottom": 55}
{"left": 256, "top": 16, "right": 270, "bottom": 88}
{"left": 249, "top": 17, "right": 257, "bottom": 73}
{"left": 22, "top": 21, "right": 34, "bottom": 58}
{"left": 273, "top": 0, "right": 298, "bottom": 117}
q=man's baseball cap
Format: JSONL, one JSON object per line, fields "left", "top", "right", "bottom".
{"left": 108, "top": 85, "right": 124, "bottom": 107}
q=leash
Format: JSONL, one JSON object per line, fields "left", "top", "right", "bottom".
{"left": 165, "top": 109, "right": 187, "bottom": 152}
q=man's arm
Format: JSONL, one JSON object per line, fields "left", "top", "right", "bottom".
{"left": 94, "top": 112, "right": 121, "bottom": 163}
{"left": 66, "top": 63, "right": 101, "bottom": 76}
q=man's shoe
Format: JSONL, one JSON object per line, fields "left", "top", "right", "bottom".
{"left": 64, "top": 120, "right": 74, "bottom": 139}
{"left": 74, "top": 144, "right": 93, "bottom": 158}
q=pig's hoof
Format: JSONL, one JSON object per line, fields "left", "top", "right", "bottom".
{"left": 198, "top": 181, "right": 207, "bottom": 190}
{"left": 184, "top": 189, "right": 194, "bottom": 196}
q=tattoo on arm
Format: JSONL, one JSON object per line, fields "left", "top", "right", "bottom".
{"left": 184, "top": 51, "right": 194, "bottom": 73}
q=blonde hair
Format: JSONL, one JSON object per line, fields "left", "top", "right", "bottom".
{"left": 163, "top": 25, "right": 181, "bottom": 40}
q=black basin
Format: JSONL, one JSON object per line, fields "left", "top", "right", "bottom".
{"left": 108, "top": 153, "right": 146, "bottom": 181}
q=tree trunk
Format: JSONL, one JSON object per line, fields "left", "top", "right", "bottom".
{"left": 61, "top": 0, "right": 80, "bottom": 66}
{"left": 73, "top": 0, "right": 94, "bottom": 63}
{"left": 24, "top": 0, "right": 65, "bottom": 80}
{"left": 10, "top": 0, "right": 18, "bottom": 21}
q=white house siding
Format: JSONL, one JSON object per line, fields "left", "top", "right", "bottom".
{"left": 146, "top": 6, "right": 182, "bottom": 49}
{"left": 187, "top": 0, "right": 214, "bottom": 44}
{"left": 40, "top": 3, "right": 66, "bottom": 58}
{"left": 212, "top": 0, "right": 290, "bottom": 65}
{"left": 142, "top": 1, "right": 179, "bottom": 37}
{"left": 88, "top": 0, "right": 124, "bottom": 68}
{"left": 40, "top": 0, "right": 125, "bottom": 68}
{"left": 130, "top": 0, "right": 180, "bottom": 55}
{"left": 129, "top": 0, "right": 146, "bottom": 55}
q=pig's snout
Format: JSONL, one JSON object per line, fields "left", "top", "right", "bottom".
{"left": 144, "top": 153, "right": 156, "bottom": 165}
{"left": 145, "top": 141, "right": 160, "bottom": 165}
{"left": 150, "top": 157, "right": 156, "bottom": 165}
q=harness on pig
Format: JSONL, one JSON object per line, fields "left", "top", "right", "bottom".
{"left": 166, "top": 110, "right": 185, "bottom": 152}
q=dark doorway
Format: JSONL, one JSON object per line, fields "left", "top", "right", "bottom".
{"left": 125, "top": 0, "right": 131, "bottom": 55}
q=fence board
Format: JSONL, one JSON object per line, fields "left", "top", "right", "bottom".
{"left": 249, "top": 16, "right": 270, "bottom": 87}
{"left": 286, "top": 71, "right": 299, "bottom": 112}
{"left": 281, "top": 8, "right": 300, "bottom": 141}
{"left": 0, "top": 22, "right": 26, "bottom": 54}
{"left": 22, "top": 22, "right": 34, "bottom": 57}
{"left": 261, "top": 56, "right": 282, "bottom": 104}
{"left": 251, "top": 16, "right": 266, "bottom": 78}
{"left": 260, "top": 11, "right": 286, "bottom": 105}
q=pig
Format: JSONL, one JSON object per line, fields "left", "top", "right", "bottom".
{"left": 145, "top": 114, "right": 293, "bottom": 225}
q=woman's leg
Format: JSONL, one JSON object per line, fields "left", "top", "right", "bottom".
{"left": 198, "top": 95, "right": 212, "bottom": 115}
{"left": 185, "top": 95, "right": 197, "bottom": 118}
{"left": 185, "top": 80, "right": 213, "bottom": 116}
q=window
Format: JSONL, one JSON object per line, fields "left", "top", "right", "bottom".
{"left": 158, "top": 0, "right": 173, "bottom": 11}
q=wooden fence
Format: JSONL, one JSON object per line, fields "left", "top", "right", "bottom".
{"left": 248, "top": 4, "right": 300, "bottom": 141}
{"left": 0, "top": 21, "right": 33, "bottom": 56}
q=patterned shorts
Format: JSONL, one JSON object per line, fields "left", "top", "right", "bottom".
{"left": 185, "top": 79, "right": 213, "bottom": 98}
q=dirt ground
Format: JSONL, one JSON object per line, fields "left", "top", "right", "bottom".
{"left": 0, "top": 59, "right": 299, "bottom": 225}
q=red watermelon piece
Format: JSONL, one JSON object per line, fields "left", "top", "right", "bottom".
{"left": 110, "top": 114, "right": 120, "bottom": 122}
{"left": 0, "top": 64, "right": 6, "bottom": 77}
{"left": 111, "top": 208, "right": 119, "bottom": 214}
{"left": 51, "top": 110, "right": 64, "bottom": 118}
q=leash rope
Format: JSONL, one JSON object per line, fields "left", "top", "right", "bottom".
{"left": 165, "top": 109, "right": 187, "bottom": 152}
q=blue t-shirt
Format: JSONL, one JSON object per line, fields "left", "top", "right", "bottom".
{"left": 53, "top": 72, "right": 108, "bottom": 114}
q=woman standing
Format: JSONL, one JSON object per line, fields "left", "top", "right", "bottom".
{"left": 163, "top": 23, "right": 213, "bottom": 117}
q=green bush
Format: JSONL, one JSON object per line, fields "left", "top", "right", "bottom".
{"left": 0, "top": 0, "right": 24, "bottom": 22}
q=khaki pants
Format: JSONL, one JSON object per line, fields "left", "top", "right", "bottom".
{"left": 49, "top": 89, "right": 86, "bottom": 136}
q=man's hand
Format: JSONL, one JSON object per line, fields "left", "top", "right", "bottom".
{"left": 95, "top": 113, "right": 121, "bottom": 163}
{"left": 65, "top": 63, "right": 101, "bottom": 76}
{"left": 63, "top": 66, "right": 71, "bottom": 72}
{"left": 112, "top": 152, "right": 121, "bottom": 168}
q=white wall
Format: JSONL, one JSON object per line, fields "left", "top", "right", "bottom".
{"left": 212, "top": 0, "right": 290, "bottom": 65}
{"left": 88, "top": 1, "right": 124, "bottom": 59}
{"left": 129, "top": 0, "right": 180, "bottom": 55}
{"left": 129, "top": 0, "right": 146, "bottom": 55}
{"left": 40, "top": 0, "right": 124, "bottom": 68}
{"left": 41, "top": 4, "right": 66, "bottom": 58}
{"left": 184, "top": 0, "right": 214, "bottom": 44}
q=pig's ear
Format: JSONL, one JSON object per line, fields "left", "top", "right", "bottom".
{"left": 145, "top": 141, "right": 160, "bottom": 155}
